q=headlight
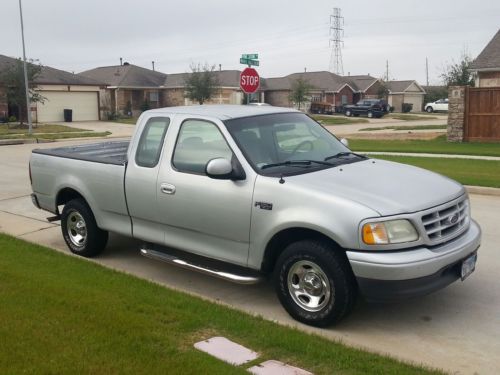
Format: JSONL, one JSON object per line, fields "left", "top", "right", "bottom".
{"left": 362, "top": 219, "right": 419, "bottom": 245}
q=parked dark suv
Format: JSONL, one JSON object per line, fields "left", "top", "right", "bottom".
{"left": 344, "top": 99, "right": 389, "bottom": 118}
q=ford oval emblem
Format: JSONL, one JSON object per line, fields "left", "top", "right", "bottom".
{"left": 449, "top": 213, "right": 459, "bottom": 224}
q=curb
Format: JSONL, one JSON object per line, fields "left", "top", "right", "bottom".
{"left": 0, "top": 138, "right": 54, "bottom": 146}
{"left": 465, "top": 185, "right": 500, "bottom": 197}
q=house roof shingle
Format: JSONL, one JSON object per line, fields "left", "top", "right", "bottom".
{"left": 470, "top": 29, "right": 500, "bottom": 70}
{"left": 79, "top": 63, "right": 167, "bottom": 87}
{"left": 0, "top": 54, "right": 104, "bottom": 86}
{"left": 264, "top": 71, "right": 351, "bottom": 92}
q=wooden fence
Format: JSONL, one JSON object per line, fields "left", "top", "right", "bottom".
{"left": 464, "top": 87, "right": 500, "bottom": 141}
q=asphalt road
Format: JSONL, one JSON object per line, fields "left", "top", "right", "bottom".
{"left": 0, "top": 137, "right": 498, "bottom": 375}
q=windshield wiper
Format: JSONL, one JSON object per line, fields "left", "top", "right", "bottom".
{"left": 324, "top": 152, "right": 367, "bottom": 162}
{"left": 261, "top": 159, "right": 334, "bottom": 170}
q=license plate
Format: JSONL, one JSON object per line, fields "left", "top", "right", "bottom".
{"left": 461, "top": 253, "right": 477, "bottom": 281}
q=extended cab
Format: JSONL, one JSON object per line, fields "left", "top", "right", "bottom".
{"left": 30, "top": 105, "right": 481, "bottom": 326}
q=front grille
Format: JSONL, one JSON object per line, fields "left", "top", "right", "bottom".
{"left": 421, "top": 197, "right": 469, "bottom": 243}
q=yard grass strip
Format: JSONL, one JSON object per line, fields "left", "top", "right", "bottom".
{"left": 387, "top": 114, "right": 439, "bottom": 121}
{"left": 111, "top": 117, "right": 138, "bottom": 125}
{"left": 359, "top": 125, "right": 447, "bottom": 132}
{"left": 0, "top": 233, "right": 440, "bottom": 375}
{"left": 0, "top": 131, "right": 111, "bottom": 140}
{"left": 371, "top": 155, "right": 500, "bottom": 188}
{"left": 349, "top": 135, "right": 500, "bottom": 157}
{"left": 311, "top": 115, "right": 369, "bottom": 125}
{"left": 0, "top": 123, "right": 87, "bottom": 135}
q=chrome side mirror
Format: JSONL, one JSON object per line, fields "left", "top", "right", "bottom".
{"left": 340, "top": 138, "right": 349, "bottom": 148}
{"left": 205, "top": 158, "right": 245, "bottom": 180}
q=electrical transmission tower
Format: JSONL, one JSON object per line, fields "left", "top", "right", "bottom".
{"left": 329, "top": 7, "right": 344, "bottom": 75}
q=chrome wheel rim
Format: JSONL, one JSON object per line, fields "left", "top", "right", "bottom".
{"left": 287, "top": 260, "right": 331, "bottom": 312}
{"left": 67, "top": 211, "right": 87, "bottom": 248}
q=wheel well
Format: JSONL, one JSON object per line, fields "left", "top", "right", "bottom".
{"left": 56, "top": 188, "right": 87, "bottom": 210}
{"left": 261, "top": 227, "right": 343, "bottom": 273}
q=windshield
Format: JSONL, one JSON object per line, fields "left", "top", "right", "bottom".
{"left": 224, "top": 112, "right": 363, "bottom": 175}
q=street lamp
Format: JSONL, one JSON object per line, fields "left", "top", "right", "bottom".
{"left": 18, "top": 0, "right": 32, "bottom": 135}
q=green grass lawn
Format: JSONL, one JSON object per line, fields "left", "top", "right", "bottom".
{"left": 359, "top": 125, "right": 447, "bottom": 132}
{"left": 387, "top": 114, "right": 439, "bottom": 121}
{"left": 111, "top": 117, "right": 138, "bottom": 125}
{"left": 0, "top": 131, "right": 111, "bottom": 140}
{"left": 371, "top": 155, "right": 500, "bottom": 188}
{"left": 0, "top": 234, "right": 440, "bottom": 375}
{"left": 311, "top": 115, "right": 369, "bottom": 125}
{"left": 0, "top": 123, "right": 87, "bottom": 134}
{"left": 350, "top": 135, "right": 500, "bottom": 157}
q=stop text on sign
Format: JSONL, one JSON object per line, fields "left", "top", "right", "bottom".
{"left": 241, "top": 75, "right": 259, "bottom": 86}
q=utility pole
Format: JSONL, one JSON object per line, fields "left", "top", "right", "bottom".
{"left": 152, "top": 61, "right": 155, "bottom": 71}
{"left": 425, "top": 57, "right": 429, "bottom": 86}
{"left": 386, "top": 60, "right": 389, "bottom": 81}
{"left": 329, "top": 7, "right": 344, "bottom": 75}
{"left": 18, "top": 0, "right": 32, "bottom": 134}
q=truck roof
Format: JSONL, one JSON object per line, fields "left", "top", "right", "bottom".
{"left": 146, "top": 104, "right": 298, "bottom": 120}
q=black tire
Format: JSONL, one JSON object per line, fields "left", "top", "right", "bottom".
{"left": 345, "top": 110, "right": 351, "bottom": 117}
{"left": 367, "top": 111, "right": 374, "bottom": 118}
{"left": 274, "top": 239, "right": 357, "bottom": 327}
{"left": 426, "top": 106, "right": 433, "bottom": 113}
{"left": 61, "top": 198, "right": 108, "bottom": 257}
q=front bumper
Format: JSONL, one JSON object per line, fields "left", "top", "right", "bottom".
{"left": 346, "top": 220, "right": 481, "bottom": 301}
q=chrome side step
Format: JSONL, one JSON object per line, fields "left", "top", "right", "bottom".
{"left": 140, "top": 247, "right": 263, "bottom": 285}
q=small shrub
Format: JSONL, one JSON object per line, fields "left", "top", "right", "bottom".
{"left": 106, "top": 111, "right": 118, "bottom": 121}
{"left": 140, "top": 100, "right": 150, "bottom": 112}
{"left": 8, "top": 115, "right": 17, "bottom": 122}
{"left": 402, "top": 103, "right": 413, "bottom": 113}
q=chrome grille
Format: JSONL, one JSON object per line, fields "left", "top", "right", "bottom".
{"left": 421, "top": 197, "right": 469, "bottom": 243}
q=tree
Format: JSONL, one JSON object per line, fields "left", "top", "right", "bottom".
{"left": 0, "top": 58, "right": 45, "bottom": 124}
{"left": 441, "top": 53, "right": 475, "bottom": 87}
{"left": 184, "top": 63, "right": 220, "bottom": 105}
{"left": 289, "top": 78, "right": 314, "bottom": 110}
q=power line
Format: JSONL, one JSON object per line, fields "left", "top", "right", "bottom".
{"left": 329, "top": 7, "right": 344, "bottom": 75}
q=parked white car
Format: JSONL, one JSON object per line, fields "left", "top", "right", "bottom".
{"left": 425, "top": 98, "right": 448, "bottom": 113}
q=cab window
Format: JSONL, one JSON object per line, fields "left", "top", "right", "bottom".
{"left": 172, "top": 119, "right": 233, "bottom": 174}
{"left": 135, "top": 117, "right": 170, "bottom": 168}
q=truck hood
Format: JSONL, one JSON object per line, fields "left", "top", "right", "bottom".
{"left": 288, "top": 159, "right": 465, "bottom": 216}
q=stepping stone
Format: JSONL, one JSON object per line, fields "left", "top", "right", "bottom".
{"left": 248, "top": 360, "right": 313, "bottom": 375}
{"left": 194, "top": 336, "right": 258, "bottom": 365}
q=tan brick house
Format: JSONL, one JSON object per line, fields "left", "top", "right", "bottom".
{"left": 385, "top": 80, "right": 426, "bottom": 112}
{"left": 470, "top": 29, "right": 500, "bottom": 87}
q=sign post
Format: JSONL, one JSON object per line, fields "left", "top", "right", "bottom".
{"left": 239, "top": 54, "right": 260, "bottom": 103}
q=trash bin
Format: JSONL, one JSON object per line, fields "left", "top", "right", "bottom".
{"left": 63, "top": 109, "right": 72, "bottom": 122}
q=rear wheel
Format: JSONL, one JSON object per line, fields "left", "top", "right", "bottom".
{"left": 426, "top": 106, "right": 433, "bottom": 113}
{"left": 61, "top": 198, "right": 108, "bottom": 257}
{"left": 274, "top": 239, "right": 357, "bottom": 326}
{"left": 345, "top": 110, "right": 352, "bottom": 117}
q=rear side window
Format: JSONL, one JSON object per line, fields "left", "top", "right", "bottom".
{"left": 135, "top": 117, "right": 170, "bottom": 167}
{"left": 172, "top": 119, "right": 232, "bottom": 174}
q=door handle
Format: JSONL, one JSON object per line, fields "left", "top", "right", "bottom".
{"left": 160, "top": 183, "right": 176, "bottom": 195}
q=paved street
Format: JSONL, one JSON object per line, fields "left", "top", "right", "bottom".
{"left": 0, "top": 137, "right": 499, "bottom": 374}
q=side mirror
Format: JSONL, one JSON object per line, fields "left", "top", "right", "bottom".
{"left": 205, "top": 158, "right": 245, "bottom": 180}
{"left": 340, "top": 138, "right": 349, "bottom": 148}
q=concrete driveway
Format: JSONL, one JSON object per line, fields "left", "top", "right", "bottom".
{"left": 0, "top": 139, "right": 498, "bottom": 374}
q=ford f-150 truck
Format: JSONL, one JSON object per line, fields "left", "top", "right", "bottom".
{"left": 30, "top": 105, "right": 481, "bottom": 326}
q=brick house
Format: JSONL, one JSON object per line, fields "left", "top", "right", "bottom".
{"left": 0, "top": 54, "right": 104, "bottom": 122}
{"left": 263, "top": 71, "right": 357, "bottom": 110}
{"left": 80, "top": 63, "right": 167, "bottom": 118}
{"left": 385, "top": 80, "right": 426, "bottom": 112}
{"left": 470, "top": 29, "right": 500, "bottom": 87}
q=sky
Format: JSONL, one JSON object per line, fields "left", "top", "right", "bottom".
{"left": 3, "top": 0, "right": 500, "bottom": 85}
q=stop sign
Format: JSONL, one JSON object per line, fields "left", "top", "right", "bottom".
{"left": 240, "top": 67, "right": 260, "bottom": 94}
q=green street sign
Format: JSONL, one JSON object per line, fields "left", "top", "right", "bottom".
{"left": 242, "top": 54, "right": 258, "bottom": 59}
{"left": 240, "top": 58, "right": 259, "bottom": 66}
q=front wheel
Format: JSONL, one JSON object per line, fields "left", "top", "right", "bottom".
{"left": 345, "top": 110, "right": 352, "bottom": 117}
{"left": 61, "top": 198, "right": 108, "bottom": 257}
{"left": 426, "top": 106, "right": 433, "bottom": 113}
{"left": 274, "top": 240, "right": 357, "bottom": 327}
{"left": 367, "top": 111, "right": 374, "bottom": 118}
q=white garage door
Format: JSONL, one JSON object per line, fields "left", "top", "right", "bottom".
{"left": 37, "top": 91, "right": 98, "bottom": 122}
{"left": 403, "top": 94, "right": 423, "bottom": 112}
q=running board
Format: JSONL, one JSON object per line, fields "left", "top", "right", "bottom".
{"left": 140, "top": 247, "right": 263, "bottom": 285}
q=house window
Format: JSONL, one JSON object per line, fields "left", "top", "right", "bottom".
{"left": 341, "top": 95, "right": 348, "bottom": 104}
{"left": 149, "top": 92, "right": 159, "bottom": 102}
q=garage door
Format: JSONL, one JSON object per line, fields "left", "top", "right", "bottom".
{"left": 403, "top": 94, "right": 423, "bottom": 112}
{"left": 37, "top": 91, "right": 98, "bottom": 122}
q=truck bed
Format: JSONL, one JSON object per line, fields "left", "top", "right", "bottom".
{"left": 32, "top": 141, "right": 129, "bottom": 165}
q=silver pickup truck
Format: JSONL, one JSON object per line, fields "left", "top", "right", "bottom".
{"left": 30, "top": 105, "right": 481, "bottom": 326}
